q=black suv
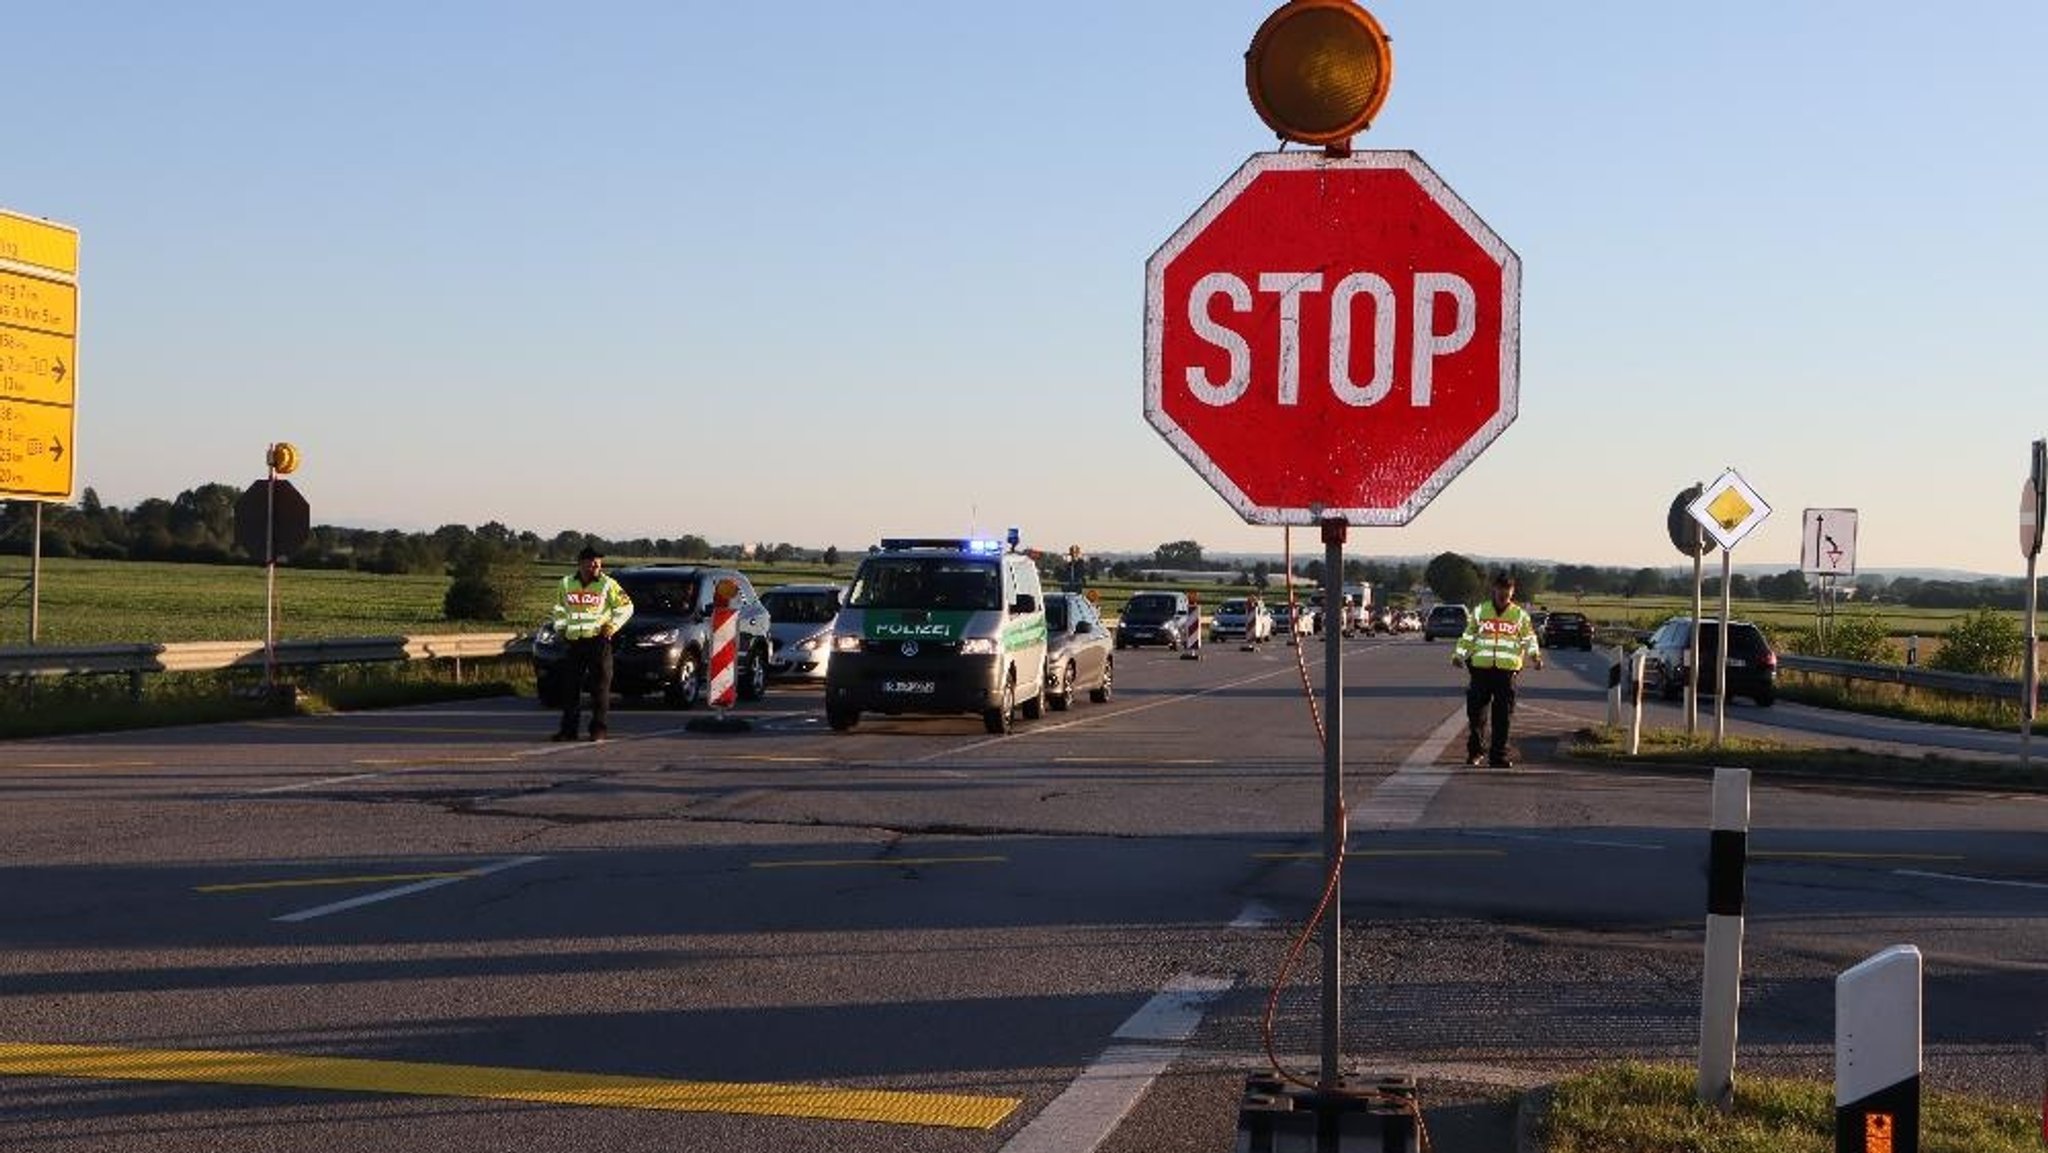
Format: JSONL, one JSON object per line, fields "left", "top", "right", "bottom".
{"left": 1540, "top": 610, "right": 1595, "bottom": 651}
{"left": 533, "top": 564, "right": 771, "bottom": 709}
{"left": 1115, "top": 591, "right": 1197, "bottom": 650}
{"left": 1640, "top": 617, "right": 1778, "bottom": 706}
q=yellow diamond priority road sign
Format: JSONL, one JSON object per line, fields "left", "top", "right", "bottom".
{"left": 0, "top": 208, "right": 78, "bottom": 501}
{"left": 1687, "top": 468, "right": 1770, "bottom": 551}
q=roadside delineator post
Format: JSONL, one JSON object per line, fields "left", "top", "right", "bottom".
{"left": 686, "top": 578, "right": 750, "bottom": 734}
{"left": 1697, "top": 767, "right": 1750, "bottom": 1107}
{"left": 1836, "top": 945, "right": 1922, "bottom": 1152}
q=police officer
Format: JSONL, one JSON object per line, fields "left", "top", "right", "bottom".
{"left": 1452, "top": 572, "right": 1542, "bottom": 767}
{"left": 551, "top": 545, "right": 634, "bottom": 742}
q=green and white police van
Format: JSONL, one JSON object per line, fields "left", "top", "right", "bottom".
{"left": 824, "top": 536, "right": 1049, "bottom": 734}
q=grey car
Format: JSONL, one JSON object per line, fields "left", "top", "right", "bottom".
{"left": 1042, "top": 592, "right": 1113, "bottom": 710}
{"left": 1422, "top": 603, "right": 1470, "bottom": 642}
{"left": 763, "top": 583, "right": 844, "bottom": 682}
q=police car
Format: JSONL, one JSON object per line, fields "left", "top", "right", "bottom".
{"left": 823, "top": 535, "right": 1049, "bottom": 734}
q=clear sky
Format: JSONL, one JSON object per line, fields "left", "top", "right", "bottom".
{"left": 8, "top": 2, "right": 2045, "bottom": 575}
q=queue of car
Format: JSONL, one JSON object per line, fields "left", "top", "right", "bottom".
{"left": 532, "top": 549, "right": 1666, "bottom": 731}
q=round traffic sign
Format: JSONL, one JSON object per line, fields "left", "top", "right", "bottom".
{"left": 1144, "top": 151, "right": 1519, "bottom": 526}
{"left": 1668, "top": 484, "right": 1717, "bottom": 558}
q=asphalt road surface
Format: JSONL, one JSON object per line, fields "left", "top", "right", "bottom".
{"left": 2, "top": 633, "right": 2041, "bottom": 1152}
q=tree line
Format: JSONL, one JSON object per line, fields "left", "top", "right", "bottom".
{"left": 0, "top": 487, "right": 827, "bottom": 574}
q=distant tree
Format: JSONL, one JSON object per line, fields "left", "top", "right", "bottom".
{"left": 1755, "top": 569, "right": 1810, "bottom": 602}
{"left": 822, "top": 545, "right": 840, "bottom": 567}
{"left": 443, "top": 536, "right": 533, "bottom": 622}
{"left": 1424, "top": 552, "right": 1483, "bottom": 605}
{"left": 1625, "top": 567, "right": 1666, "bottom": 598}
{"left": 1153, "top": 540, "right": 1205, "bottom": 568}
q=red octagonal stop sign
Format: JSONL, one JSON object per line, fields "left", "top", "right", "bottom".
{"left": 1145, "top": 151, "right": 1520, "bottom": 526}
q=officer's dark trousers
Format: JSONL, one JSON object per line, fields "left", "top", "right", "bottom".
{"left": 558, "top": 637, "right": 613, "bottom": 737}
{"left": 1464, "top": 665, "right": 1518, "bottom": 762}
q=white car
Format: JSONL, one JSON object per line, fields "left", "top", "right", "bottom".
{"left": 1270, "top": 601, "right": 1314, "bottom": 641}
{"left": 762, "top": 583, "right": 844, "bottom": 681}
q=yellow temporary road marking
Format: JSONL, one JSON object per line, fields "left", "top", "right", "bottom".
{"left": 1052, "top": 756, "right": 1221, "bottom": 765}
{"left": 0, "top": 1041, "right": 1020, "bottom": 1130}
{"left": 1752, "top": 851, "right": 1964, "bottom": 862}
{"left": 196, "top": 871, "right": 473, "bottom": 894}
{"left": 751, "top": 855, "right": 1007, "bottom": 870}
{"left": 250, "top": 720, "right": 524, "bottom": 738}
{"left": 351, "top": 756, "right": 521, "bottom": 767}
{"left": 9, "top": 760, "right": 157, "bottom": 770}
{"left": 1253, "top": 849, "right": 1507, "bottom": 861}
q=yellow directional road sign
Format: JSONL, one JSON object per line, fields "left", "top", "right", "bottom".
{"left": 0, "top": 211, "right": 78, "bottom": 277}
{"left": 0, "top": 209, "right": 78, "bottom": 501}
{"left": 0, "top": 399, "right": 72, "bottom": 495}
{"left": 0, "top": 327, "right": 73, "bottom": 406}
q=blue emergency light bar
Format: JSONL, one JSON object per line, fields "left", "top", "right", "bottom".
{"left": 879, "top": 537, "right": 1015, "bottom": 555}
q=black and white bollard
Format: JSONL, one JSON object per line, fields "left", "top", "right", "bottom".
{"left": 1836, "top": 945, "right": 1921, "bottom": 1152}
{"left": 1696, "top": 767, "right": 1749, "bottom": 1107}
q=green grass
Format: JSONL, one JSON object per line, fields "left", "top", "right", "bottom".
{"left": 0, "top": 656, "right": 532, "bottom": 740}
{"left": 0, "top": 556, "right": 882, "bottom": 646}
{"left": 1565, "top": 725, "right": 2048, "bottom": 791}
{"left": 1537, "top": 1061, "right": 2036, "bottom": 1152}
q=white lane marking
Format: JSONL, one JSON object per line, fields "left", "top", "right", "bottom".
{"left": 245, "top": 770, "right": 396, "bottom": 796}
{"left": 1352, "top": 709, "right": 1467, "bottom": 827}
{"left": 1895, "top": 868, "right": 2048, "bottom": 893}
{"left": 274, "top": 855, "right": 545, "bottom": 923}
{"left": 999, "top": 973, "right": 1232, "bottom": 1153}
{"left": 1463, "top": 829, "right": 1666, "bottom": 852}
{"left": 1230, "top": 901, "right": 1280, "bottom": 929}
{"left": 1112, "top": 974, "right": 1234, "bottom": 1043}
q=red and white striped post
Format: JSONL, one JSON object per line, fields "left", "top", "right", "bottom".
{"left": 707, "top": 578, "right": 739, "bottom": 712}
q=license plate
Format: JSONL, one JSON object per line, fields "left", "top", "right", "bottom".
{"left": 1725, "top": 658, "right": 1747, "bottom": 668}
{"left": 883, "top": 680, "right": 936, "bottom": 694}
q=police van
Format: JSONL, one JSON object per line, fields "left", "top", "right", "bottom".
{"left": 825, "top": 536, "right": 1048, "bottom": 734}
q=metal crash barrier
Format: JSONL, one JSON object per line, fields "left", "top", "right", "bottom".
{"left": 0, "top": 632, "right": 531, "bottom": 699}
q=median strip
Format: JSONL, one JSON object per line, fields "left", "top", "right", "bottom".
{"left": 0, "top": 1041, "right": 1020, "bottom": 1130}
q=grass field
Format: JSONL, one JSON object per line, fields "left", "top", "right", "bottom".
{"left": 0, "top": 556, "right": 859, "bottom": 646}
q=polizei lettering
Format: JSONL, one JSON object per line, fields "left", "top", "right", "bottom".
{"left": 874, "top": 623, "right": 952, "bottom": 638}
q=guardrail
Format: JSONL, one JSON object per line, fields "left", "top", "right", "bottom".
{"left": 1777, "top": 653, "right": 2036, "bottom": 705}
{"left": 0, "top": 632, "right": 531, "bottom": 698}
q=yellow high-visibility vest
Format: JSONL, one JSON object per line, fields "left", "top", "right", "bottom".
{"left": 553, "top": 574, "right": 634, "bottom": 640}
{"left": 1455, "top": 602, "right": 1538, "bottom": 670}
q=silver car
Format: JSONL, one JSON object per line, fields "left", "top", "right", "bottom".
{"left": 763, "top": 583, "right": 844, "bottom": 681}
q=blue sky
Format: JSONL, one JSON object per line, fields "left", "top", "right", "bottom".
{"left": 8, "top": 2, "right": 2046, "bottom": 575}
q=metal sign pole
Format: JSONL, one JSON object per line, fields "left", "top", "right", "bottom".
{"left": 1716, "top": 548, "right": 1732, "bottom": 746}
{"left": 263, "top": 465, "right": 277, "bottom": 693}
{"left": 1319, "top": 518, "right": 1346, "bottom": 1089}
{"left": 1689, "top": 525, "right": 1704, "bottom": 736}
{"left": 2026, "top": 440, "right": 2046, "bottom": 768}
{"left": 29, "top": 503, "right": 42, "bottom": 645}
